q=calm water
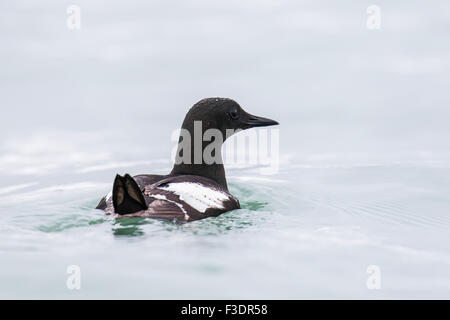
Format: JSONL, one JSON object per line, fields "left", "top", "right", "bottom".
{"left": 1, "top": 0, "right": 450, "bottom": 299}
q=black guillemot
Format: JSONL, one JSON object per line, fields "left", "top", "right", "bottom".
{"left": 96, "top": 97, "right": 279, "bottom": 222}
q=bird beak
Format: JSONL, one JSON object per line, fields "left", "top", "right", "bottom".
{"left": 242, "top": 113, "right": 279, "bottom": 129}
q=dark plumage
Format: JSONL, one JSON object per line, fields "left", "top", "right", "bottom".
{"left": 96, "top": 98, "right": 279, "bottom": 222}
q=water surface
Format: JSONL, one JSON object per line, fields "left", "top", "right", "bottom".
{"left": 1, "top": 0, "right": 450, "bottom": 299}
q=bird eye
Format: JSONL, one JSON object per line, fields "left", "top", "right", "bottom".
{"left": 228, "top": 111, "right": 238, "bottom": 120}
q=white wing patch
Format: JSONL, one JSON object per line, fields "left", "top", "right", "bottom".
{"left": 151, "top": 193, "right": 189, "bottom": 220}
{"left": 158, "top": 182, "right": 230, "bottom": 213}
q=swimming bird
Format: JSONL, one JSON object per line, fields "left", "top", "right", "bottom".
{"left": 96, "top": 98, "right": 279, "bottom": 222}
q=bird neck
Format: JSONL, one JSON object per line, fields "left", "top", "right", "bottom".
{"left": 170, "top": 124, "right": 228, "bottom": 190}
{"left": 171, "top": 162, "right": 228, "bottom": 191}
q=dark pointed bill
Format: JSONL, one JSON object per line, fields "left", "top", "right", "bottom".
{"left": 244, "top": 114, "right": 279, "bottom": 128}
